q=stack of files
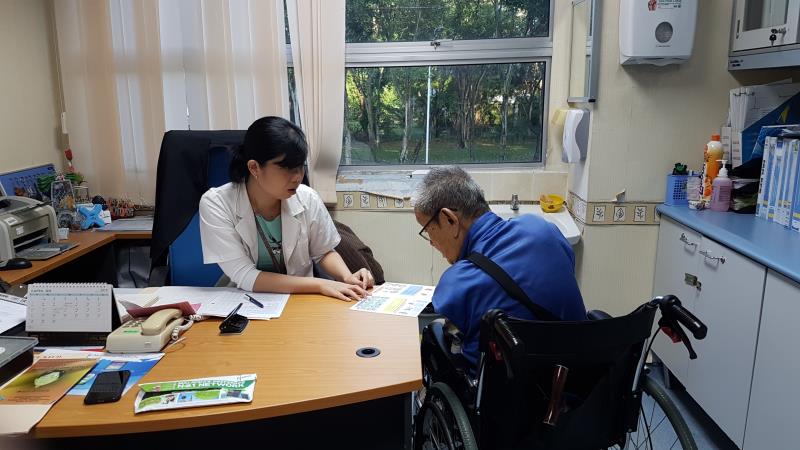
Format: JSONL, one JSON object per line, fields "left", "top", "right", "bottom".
{"left": 117, "top": 287, "right": 289, "bottom": 320}
{"left": 756, "top": 135, "right": 800, "bottom": 233}
{"left": 725, "top": 81, "right": 800, "bottom": 167}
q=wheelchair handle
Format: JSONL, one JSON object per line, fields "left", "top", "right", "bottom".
{"left": 493, "top": 316, "right": 522, "bottom": 349}
{"left": 652, "top": 295, "right": 707, "bottom": 340}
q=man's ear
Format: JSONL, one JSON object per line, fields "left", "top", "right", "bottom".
{"left": 441, "top": 208, "right": 459, "bottom": 227}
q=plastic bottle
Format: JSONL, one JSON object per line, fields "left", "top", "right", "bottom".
{"left": 686, "top": 172, "right": 702, "bottom": 202}
{"left": 702, "top": 134, "right": 724, "bottom": 200}
{"left": 710, "top": 160, "right": 732, "bottom": 212}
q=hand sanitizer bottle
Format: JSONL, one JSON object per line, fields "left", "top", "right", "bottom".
{"left": 710, "top": 160, "right": 732, "bottom": 212}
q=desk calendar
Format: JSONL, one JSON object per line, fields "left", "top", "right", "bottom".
{"left": 26, "top": 283, "right": 115, "bottom": 333}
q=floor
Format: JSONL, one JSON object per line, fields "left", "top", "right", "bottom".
{"left": 648, "top": 365, "right": 739, "bottom": 450}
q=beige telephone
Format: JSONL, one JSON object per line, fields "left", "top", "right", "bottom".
{"left": 106, "top": 308, "right": 183, "bottom": 353}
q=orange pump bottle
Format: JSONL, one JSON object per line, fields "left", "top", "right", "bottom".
{"left": 702, "top": 134, "right": 723, "bottom": 199}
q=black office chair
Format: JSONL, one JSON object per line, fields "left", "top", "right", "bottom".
{"left": 415, "top": 296, "right": 707, "bottom": 450}
{"left": 150, "top": 130, "right": 247, "bottom": 286}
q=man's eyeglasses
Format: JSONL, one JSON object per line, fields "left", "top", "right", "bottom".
{"left": 418, "top": 208, "right": 457, "bottom": 242}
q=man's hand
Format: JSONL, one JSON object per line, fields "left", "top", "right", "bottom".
{"left": 319, "top": 279, "right": 368, "bottom": 302}
{"left": 343, "top": 268, "right": 375, "bottom": 290}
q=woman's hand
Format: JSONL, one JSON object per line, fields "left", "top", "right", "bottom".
{"left": 343, "top": 268, "right": 375, "bottom": 290}
{"left": 319, "top": 279, "right": 368, "bottom": 302}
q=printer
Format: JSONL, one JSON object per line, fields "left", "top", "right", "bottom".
{"left": 0, "top": 196, "right": 58, "bottom": 261}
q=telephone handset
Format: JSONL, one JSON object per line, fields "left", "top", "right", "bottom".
{"left": 106, "top": 308, "right": 184, "bottom": 353}
{"left": 141, "top": 308, "right": 182, "bottom": 335}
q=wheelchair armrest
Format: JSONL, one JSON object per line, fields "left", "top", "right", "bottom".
{"left": 421, "top": 321, "right": 475, "bottom": 400}
{"left": 587, "top": 309, "right": 613, "bottom": 321}
{"left": 422, "top": 320, "right": 451, "bottom": 362}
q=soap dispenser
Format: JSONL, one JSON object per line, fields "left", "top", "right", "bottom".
{"left": 710, "top": 159, "right": 732, "bottom": 212}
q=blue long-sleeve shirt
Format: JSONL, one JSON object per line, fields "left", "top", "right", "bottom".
{"left": 433, "top": 211, "right": 586, "bottom": 368}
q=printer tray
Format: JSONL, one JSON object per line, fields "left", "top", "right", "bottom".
{"left": 0, "top": 336, "right": 37, "bottom": 386}
{"left": 16, "top": 242, "right": 78, "bottom": 260}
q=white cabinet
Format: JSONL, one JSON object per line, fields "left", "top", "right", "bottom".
{"left": 652, "top": 217, "right": 766, "bottom": 448}
{"left": 652, "top": 217, "right": 701, "bottom": 382}
{"left": 684, "top": 237, "right": 765, "bottom": 447}
{"left": 743, "top": 271, "right": 800, "bottom": 449}
{"left": 732, "top": 0, "right": 800, "bottom": 51}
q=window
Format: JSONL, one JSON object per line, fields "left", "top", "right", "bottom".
{"left": 342, "top": 0, "right": 552, "bottom": 167}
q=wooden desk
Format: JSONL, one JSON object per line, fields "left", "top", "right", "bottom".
{"left": 1, "top": 231, "right": 151, "bottom": 286}
{"left": 33, "top": 294, "right": 422, "bottom": 438}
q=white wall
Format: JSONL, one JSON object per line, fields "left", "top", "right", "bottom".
{"left": 575, "top": 0, "right": 800, "bottom": 314}
{"left": 0, "top": 0, "right": 63, "bottom": 174}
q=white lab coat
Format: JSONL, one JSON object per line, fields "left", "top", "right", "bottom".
{"left": 199, "top": 182, "right": 340, "bottom": 291}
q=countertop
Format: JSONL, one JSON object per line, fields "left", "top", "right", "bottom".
{"left": 657, "top": 205, "right": 800, "bottom": 284}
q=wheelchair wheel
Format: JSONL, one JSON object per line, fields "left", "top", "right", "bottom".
{"left": 612, "top": 374, "right": 697, "bottom": 450}
{"left": 414, "top": 382, "right": 477, "bottom": 450}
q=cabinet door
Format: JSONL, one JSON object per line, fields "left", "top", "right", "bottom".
{"left": 651, "top": 217, "right": 701, "bottom": 383}
{"left": 743, "top": 271, "right": 800, "bottom": 449}
{"left": 686, "top": 237, "right": 766, "bottom": 448}
{"left": 732, "top": 0, "right": 800, "bottom": 51}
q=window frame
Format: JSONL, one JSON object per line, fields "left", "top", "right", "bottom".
{"left": 296, "top": 1, "right": 555, "bottom": 170}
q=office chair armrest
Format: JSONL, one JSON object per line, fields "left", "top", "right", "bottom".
{"left": 148, "top": 266, "right": 169, "bottom": 287}
{"left": 587, "top": 310, "right": 613, "bottom": 321}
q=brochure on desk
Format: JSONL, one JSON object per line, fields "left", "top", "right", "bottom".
{"left": 0, "top": 349, "right": 98, "bottom": 435}
{"left": 68, "top": 353, "right": 164, "bottom": 397}
{"left": 134, "top": 374, "right": 256, "bottom": 414}
{"left": 0, "top": 351, "right": 97, "bottom": 405}
{"left": 350, "top": 282, "right": 435, "bottom": 317}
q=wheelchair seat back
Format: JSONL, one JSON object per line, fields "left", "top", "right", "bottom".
{"left": 476, "top": 306, "right": 657, "bottom": 449}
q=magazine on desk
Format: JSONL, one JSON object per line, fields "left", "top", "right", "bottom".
{"left": 68, "top": 353, "right": 164, "bottom": 397}
{"left": 134, "top": 373, "right": 257, "bottom": 414}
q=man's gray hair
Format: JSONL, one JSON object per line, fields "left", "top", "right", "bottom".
{"left": 414, "top": 166, "right": 490, "bottom": 219}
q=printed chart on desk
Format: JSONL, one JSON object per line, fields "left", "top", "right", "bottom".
{"left": 351, "top": 283, "right": 435, "bottom": 317}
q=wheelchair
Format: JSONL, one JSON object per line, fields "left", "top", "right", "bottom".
{"left": 414, "top": 295, "right": 707, "bottom": 450}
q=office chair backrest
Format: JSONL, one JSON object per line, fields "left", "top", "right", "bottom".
{"left": 153, "top": 129, "right": 311, "bottom": 287}
{"left": 167, "top": 145, "right": 233, "bottom": 286}
{"left": 477, "top": 307, "right": 657, "bottom": 449}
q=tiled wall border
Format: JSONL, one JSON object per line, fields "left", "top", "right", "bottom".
{"left": 567, "top": 191, "right": 661, "bottom": 226}
{"left": 334, "top": 192, "right": 540, "bottom": 212}
{"left": 333, "top": 190, "right": 662, "bottom": 227}
{"left": 335, "top": 192, "right": 411, "bottom": 211}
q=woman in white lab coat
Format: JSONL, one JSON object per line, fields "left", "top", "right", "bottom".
{"left": 199, "top": 116, "right": 374, "bottom": 301}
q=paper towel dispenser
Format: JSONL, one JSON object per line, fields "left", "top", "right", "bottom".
{"left": 562, "top": 109, "right": 590, "bottom": 163}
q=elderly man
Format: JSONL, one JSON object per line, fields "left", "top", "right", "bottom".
{"left": 415, "top": 166, "right": 586, "bottom": 370}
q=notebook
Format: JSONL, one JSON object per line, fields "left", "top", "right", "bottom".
{"left": 25, "top": 283, "right": 121, "bottom": 346}
{"left": 0, "top": 293, "right": 26, "bottom": 335}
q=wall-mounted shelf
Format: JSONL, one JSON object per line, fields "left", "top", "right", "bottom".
{"left": 729, "top": 43, "right": 800, "bottom": 70}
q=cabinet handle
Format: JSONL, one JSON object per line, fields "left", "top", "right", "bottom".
{"left": 699, "top": 249, "right": 726, "bottom": 264}
{"left": 679, "top": 233, "right": 697, "bottom": 247}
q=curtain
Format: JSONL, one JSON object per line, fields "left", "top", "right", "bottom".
{"left": 53, "top": 0, "right": 289, "bottom": 204}
{"left": 285, "top": 0, "right": 346, "bottom": 205}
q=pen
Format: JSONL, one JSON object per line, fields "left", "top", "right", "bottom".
{"left": 245, "top": 294, "right": 264, "bottom": 308}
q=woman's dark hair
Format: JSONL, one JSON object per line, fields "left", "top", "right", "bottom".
{"left": 229, "top": 116, "right": 308, "bottom": 183}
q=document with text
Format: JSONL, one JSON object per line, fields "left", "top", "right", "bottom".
{"left": 350, "top": 282, "right": 435, "bottom": 317}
